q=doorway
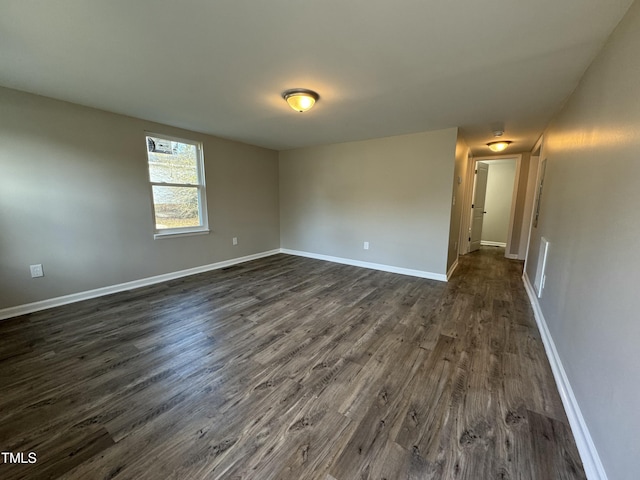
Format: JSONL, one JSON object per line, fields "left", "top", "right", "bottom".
{"left": 462, "top": 155, "right": 522, "bottom": 258}
{"left": 470, "top": 158, "right": 518, "bottom": 251}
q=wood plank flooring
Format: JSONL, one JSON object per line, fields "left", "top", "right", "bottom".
{"left": 0, "top": 247, "right": 586, "bottom": 479}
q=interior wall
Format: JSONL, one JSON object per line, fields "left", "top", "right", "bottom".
{"left": 446, "top": 132, "right": 471, "bottom": 272}
{"left": 519, "top": 154, "right": 539, "bottom": 259}
{"left": 509, "top": 152, "right": 530, "bottom": 256}
{"left": 279, "top": 128, "right": 458, "bottom": 277}
{"left": 524, "top": 2, "right": 640, "bottom": 478}
{"left": 481, "top": 161, "right": 517, "bottom": 245}
{"left": 0, "top": 86, "right": 280, "bottom": 310}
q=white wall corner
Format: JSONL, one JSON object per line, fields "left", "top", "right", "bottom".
{"left": 522, "top": 273, "right": 609, "bottom": 480}
{"left": 280, "top": 248, "right": 448, "bottom": 282}
{"left": 0, "top": 249, "right": 282, "bottom": 321}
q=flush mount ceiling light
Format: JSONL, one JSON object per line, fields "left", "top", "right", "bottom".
{"left": 487, "top": 141, "right": 512, "bottom": 152}
{"left": 282, "top": 88, "right": 319, "bottom": 112}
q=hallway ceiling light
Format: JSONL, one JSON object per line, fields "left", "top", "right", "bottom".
{"left": 282, "top": 88, "right": 319, "bottom": 112}
{"left": 487, "top": 140, "right": 512, "bottom": 152}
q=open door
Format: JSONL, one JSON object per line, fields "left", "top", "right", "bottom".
{"left": 469, "top": 162, "right": 489, "bottom": 252}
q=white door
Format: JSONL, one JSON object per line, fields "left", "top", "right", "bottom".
{"left": 469, "top": 162, "right": 489, "bottom": 252}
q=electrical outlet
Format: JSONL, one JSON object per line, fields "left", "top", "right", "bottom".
{"left": 30, "top": 264, "right": 44, "bottom": 278}
{"left": 363, "top": 241, "right": 369, "bottom": 250}
{"left": 232, "top": 237, "right": 238, "bottom": 246}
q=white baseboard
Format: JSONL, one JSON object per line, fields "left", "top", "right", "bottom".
{"left": 280, "top": 248, "right": 447, "bottom": 282}
{"left": 481, "top": 241, "right": 507, "bottom": 247}
{"left": 522, "top": 273, "right": 608, "bottom": 480}
{"left": 447, "top": 258, "right": 459, "bottom": 280}
{"left": 2, "top": 248, "right": 446, "bottom": 320}
{"left": 0, "top": 249, "right": 281, "bottom": 321}
{"left": 505, "top": 253, "right": 520, "bottom": 260}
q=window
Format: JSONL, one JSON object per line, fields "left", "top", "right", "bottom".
{"left": 145, "top": 134, "right": 208, "bottom": 238}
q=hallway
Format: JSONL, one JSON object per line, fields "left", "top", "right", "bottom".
{"left": 0, "top": 248, "right": 585, "bottom": 479}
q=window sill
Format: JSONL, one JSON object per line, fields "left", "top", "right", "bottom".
{"left": 154, "top": 229, "right": 210, "bottom": 240}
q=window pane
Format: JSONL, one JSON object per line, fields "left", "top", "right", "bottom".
{"left": 147, "top": 137, "right": 198, "bottom": 184}
{"left": 152, "top": 186, "right": 201, "bottom": 229}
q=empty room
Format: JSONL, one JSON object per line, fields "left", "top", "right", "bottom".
{"left": 1, "top": 1, "right": 639, "bottom": 479}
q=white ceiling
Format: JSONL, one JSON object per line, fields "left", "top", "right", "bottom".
{"left": 0, "top": 0, "right": 633, "bottom": 154}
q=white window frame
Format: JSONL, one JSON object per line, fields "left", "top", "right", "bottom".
{"left": 145, "top": 132, "right": 209, "bottom": 239}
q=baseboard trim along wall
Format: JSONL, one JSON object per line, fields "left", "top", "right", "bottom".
{"left": 2, "top": 247, "right": 448, "bottom": 320}
{"left": 446, "top": 258, "right": 459, "bottom": 280}
{"left": 0, "top": 249, "right": 281, "bottom": 321}
{"left": 522, "top": 273, "right": 608, "bottom": 480}
{"left": 480, "top": 240, "right": 507, "bottom": 247}
{"left": 280, "top": 248, "right": 448, "bottom": 282}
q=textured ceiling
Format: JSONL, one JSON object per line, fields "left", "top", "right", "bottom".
{"left": 0, "top": 0, "right": 633, "bottom": 154}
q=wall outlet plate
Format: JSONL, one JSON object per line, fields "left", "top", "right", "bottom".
{"left": 30, "top": 264, "right": 44, "bottom": 278}
{"left": 232, "top": 237, "right": 238, "bottom": 246}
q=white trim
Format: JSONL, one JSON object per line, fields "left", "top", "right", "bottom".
{"left": 457, "top": 148, "right": 473, "bottom": 258}
{"left": 1, "top": 248, "right": 447, "bottom": 320}
{"left": 524, "top": 139, "right": 546, "bottom": 275}
{"left": 154, "top": 229, "right": 210, "bottom": 239}
{"left": 480, "top": 241, "right": 507, "bottom": 247}
{"left": 0, "top": 249, "right": 281, "bottom": 321}
{"left": 531, "top": 134, "right": 544, "bottom": 156}
{"left": 522, "top": 273, "right": 608, "bottom": 480}
{"left": 280, "top": 249, "right": 447, "bottom": 282}
{"left": 447, "top": 258, "right": 459, "bottom": 280}
{"left": 534, "top": 237, "right": 550, "bottom": 298}
{"left": 145, "top": 131, "right": 210, "bottom": 238}
{"left": 520, "top": 153, "right": 540, "bottom": 264}
{"left": 459, "top": 151, "right": 475, "bottom": 256}
{"left": 505, "top": 253, "right": 520, "bottom": 260}
{"left": 145, "top": 131, "right": 202, "bottom": 146}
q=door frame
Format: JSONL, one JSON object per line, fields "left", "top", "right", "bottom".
{"left": 469, "top": 161, "right": 489, "bottom": 253}
{"left": 460, "top": 153, "right": 523, "bottom": 258}
{"left": 523, "top": 135, "right": 544, "bottom": 272}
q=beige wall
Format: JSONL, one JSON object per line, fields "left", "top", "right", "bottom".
{"left": 509, "top": 153, "right": 530, "bottom": 257}
{"left": 524, "top": 2, "right": 640, "bottom": 478}
{"left": 447, "top": 132, "right": 470, "bottom": 271}
{"left": 279, "top": 128, "right": 458, "bottom": 276}
{"left": 481, "top": 160, "right": 517, "bottom": 245}
{"left": 518, "top": 154, "right": 539, "bottom": 259}
{"left": 0, "top": 87, "right": 280, "bottom": 309}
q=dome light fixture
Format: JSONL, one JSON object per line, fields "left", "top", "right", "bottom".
{"left": 282, "top": 88, "right": 319, "bottom": 112}
{"left": 487, "top": 140, "right": 512, "bottom": 152}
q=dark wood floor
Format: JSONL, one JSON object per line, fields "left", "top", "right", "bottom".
{"left": 0, "top": 247, "right": 585, "bottom": 479}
